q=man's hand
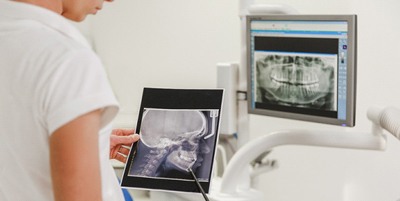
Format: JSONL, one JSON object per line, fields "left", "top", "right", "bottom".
{"left": 110, "top": 129, "right": 140, "bottom": 163}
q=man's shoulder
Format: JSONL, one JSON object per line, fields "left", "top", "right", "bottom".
{"left": 29, "top": 21, "right": 88, "bottom": 52}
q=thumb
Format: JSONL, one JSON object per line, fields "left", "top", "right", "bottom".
{"left": 130, "top": 134, "right": 140, "bottom": 142}
{"left": 111, "top": 134, "right": 140, "bottom": 146}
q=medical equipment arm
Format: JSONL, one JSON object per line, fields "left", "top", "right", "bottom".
{"left": 367, "top": 106, "right": 400, "bottom": 139}
{"left": 217, "top": 129, "right": 386, "bottom": 197}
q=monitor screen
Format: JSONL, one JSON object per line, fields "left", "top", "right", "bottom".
{"left": 247, "top": 15, "right": 357, "bottom": 127}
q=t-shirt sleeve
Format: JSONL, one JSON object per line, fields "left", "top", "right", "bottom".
{"left": 42, "top": 49, "right": 119, "bottom": 135}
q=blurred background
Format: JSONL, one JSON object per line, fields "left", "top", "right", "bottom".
{"left": 74, "top": 0, "right": 400, "bottom": 200}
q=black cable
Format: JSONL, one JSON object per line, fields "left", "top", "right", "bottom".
{"left": 188, "top": 168, "right": 210, "bottom": 201}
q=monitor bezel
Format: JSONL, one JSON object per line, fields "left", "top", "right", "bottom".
{"left": 246, "top": 14, "right": 357, "bottom": 127}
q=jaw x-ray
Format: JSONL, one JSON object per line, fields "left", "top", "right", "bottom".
{"left": 121, "top": 88, "right": 223, "bottom": 194}
{"left": 255, "top": 52, "right": 337, "bottom": 110}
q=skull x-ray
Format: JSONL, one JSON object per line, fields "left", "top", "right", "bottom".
{"left": 128, "top": 108, "right": 219, "bottom": 181}
{"left": 121, "top": 88, "right": 223, "bottom": 193}
{"left": 255, "top": 52, "right": 337, "bottom": 110}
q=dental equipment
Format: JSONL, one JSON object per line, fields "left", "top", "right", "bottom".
{"left": 236, "top": 1, "right": 299, "bottom": 147}
{"left": 208, "top": 106, "right": 400, "bottom": 201}
{"left": 367, "top": 106, "right": 400, "bottom": 140}
{"left": 211, "top": 1, "right": 397, "bottom": 201}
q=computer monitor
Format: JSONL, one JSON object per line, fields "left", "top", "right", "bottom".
{"left": 247, "top": 15, "right": 357, "bottom": 127}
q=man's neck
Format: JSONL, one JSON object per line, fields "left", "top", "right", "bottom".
{"left": 12, "top": 0, "right": 62, "bottom": 14}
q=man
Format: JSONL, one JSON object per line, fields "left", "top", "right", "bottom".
{"left": 0, "top": 0, "right": 138, "bottom": 200}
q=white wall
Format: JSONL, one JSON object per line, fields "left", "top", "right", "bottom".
{"left": 80, "top": 0, "right": 400, "bottom": 200}
{"left": 82, "top": 0, "right": 240, "bottom": 127}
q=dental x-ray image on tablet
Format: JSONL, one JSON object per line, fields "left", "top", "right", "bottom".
{"left": 121, "top": 88, "right": 223, "bottom": 194}
{"left": 129, "top": 108, "right": 218, "bottom": 180}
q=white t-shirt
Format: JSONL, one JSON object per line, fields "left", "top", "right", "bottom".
{"left": 0, "top": 1, "right": 124, "bottom": 201}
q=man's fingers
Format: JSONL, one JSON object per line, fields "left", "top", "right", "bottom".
{"left": 113, "top": 146, "right": 130, "bottom": 163}
{"left": 130, "top": 134, "right": 140, "bottom": 142}
{"left": 114, "top": 152, "right": 127, "bottom": 163}
{"left": 112, "top": 129, "right": 135, "bottom": 136}
{"left": 121, "top": 129, "right": 135, "bottom": 135}
{"left": 112, "top": 134, "right": 140, "bottom": 146}
{"left": 118, "top": 146, "right": 131, "bottom": 156}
